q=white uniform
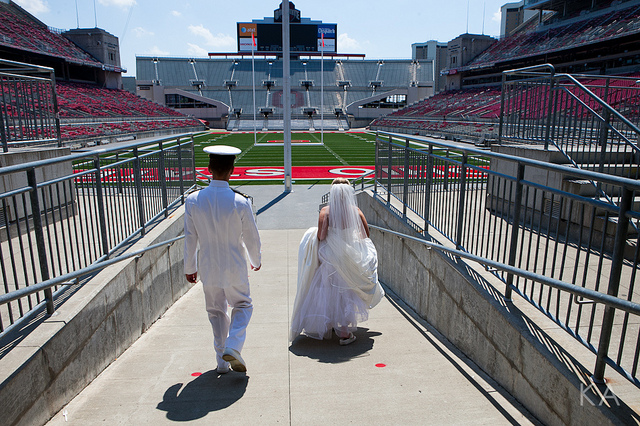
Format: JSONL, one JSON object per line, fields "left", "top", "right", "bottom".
{"left": 184, "top": 180, "right": 261, "bottom": 368}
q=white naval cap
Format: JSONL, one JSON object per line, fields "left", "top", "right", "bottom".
{"left": 203, "top": 145, "right": 241, "bottom": 155}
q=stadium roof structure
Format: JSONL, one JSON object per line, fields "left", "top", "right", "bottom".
{"left": 208, "top": 52, "right": 366, "bottom": 59}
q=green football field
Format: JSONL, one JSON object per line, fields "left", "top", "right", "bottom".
{"left": 191, "top": 131, "right": 377, "bottom": 168}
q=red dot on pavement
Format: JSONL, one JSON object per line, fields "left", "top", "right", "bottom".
{"left": 375, "top": 363, "right": 386, "bottom": 368}
{"left": 191, "top": 372, "right": 202, "bottom": 377}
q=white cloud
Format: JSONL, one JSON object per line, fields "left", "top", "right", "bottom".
{"left": 14, "top": 0, "right": 49, "bottom": 14}
{"left": 132, "top": 27, "right": 154, "bottom": 37}
{"left": 171, "top": 10, "right": 181, "bottom": 17}
{"left": 98, "top": 0, "right": 136, "bottom": 9}
{"left": 187, "top": 43, "right": 208, "bottom": 56}
{"left": 338, "top": 33, "right": 360, "bottom": 51}
{"left": 188, "top": 24, "right": 235, "bottom": 48}
{"left": 492, "top": 9, "right": 502, "bottom": 23}
{"left": 146, "top": 46, "right": 170, "bottom": 56}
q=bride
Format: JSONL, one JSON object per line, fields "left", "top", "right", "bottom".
{"left": 290, "top": 179, "right": 384, "bottom": 345}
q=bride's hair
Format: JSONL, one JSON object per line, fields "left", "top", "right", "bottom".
{"left": 331, "top": 178, "right": 350, "bottom": 185}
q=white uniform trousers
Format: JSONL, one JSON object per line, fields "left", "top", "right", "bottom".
{"left": 202, "top": 281, "right": 253, "bottom": 367}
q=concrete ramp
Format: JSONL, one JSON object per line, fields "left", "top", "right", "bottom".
{"left": 45, "top": 225, "right": 537, "bottom": 425}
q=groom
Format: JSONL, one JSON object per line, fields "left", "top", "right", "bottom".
{"left": 184, "top": 145, "right": 261, "bottom": 373}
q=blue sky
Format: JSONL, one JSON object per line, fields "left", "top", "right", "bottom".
{"left": 15, "top": 0, "right": 510, "bottom": 77}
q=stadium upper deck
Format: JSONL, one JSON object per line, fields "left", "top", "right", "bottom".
{"left": 372, "top": 0, "right": 640, "bottom": 141}
{"left": 0, "top": 0, "right": 204, "bottom": 144}
{"left": 0, "top": 1, "right": 102, "bottom": 69}
{"left": 460, "top": 2, "right": 640, "bottom": 73}
{"left": 136, "top": 56, "right": 435, "bottom": 130}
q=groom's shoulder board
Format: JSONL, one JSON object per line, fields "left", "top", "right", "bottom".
{"left": 232, "top": 188, "right": 251, "bottom": 200}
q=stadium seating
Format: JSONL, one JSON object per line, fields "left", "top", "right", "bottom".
{"left": 136, "top": 57, "right": 431, "bottom": 130}
{"left": 56, "top": 82, "right": 183, "bottom": 118}
{"left": 0, "top": 2, "right": 101, "bottom": 65}
{"left": 52, "top": 81, "right": 200, "bottom": 140}
{"left": 59, "top": 118, "right": 201, "bottom": 141}
{"left": 463, "top": 4, "right": 640, "bottom": 71}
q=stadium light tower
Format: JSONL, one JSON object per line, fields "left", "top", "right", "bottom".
{"left": 282, "top": 1, "right": 292, "bottom": 192}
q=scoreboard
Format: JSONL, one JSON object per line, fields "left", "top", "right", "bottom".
{"left": 237, "top": 22, "right": 337, "bottom": 53}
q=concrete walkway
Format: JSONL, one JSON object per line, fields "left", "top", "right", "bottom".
{"left": 45, "top": 184, "right": 540, "bottom": 425}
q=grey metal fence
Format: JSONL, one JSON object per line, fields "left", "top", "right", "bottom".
{"left": 500, "top": 64, "right": 640, "bottom": 185}
{"left": 0, "top": 134, "right": 196, "bottom": 337}
{"left": 0, "top": 59, "right": 61, "bottom": 152}
{"left": 375, "top": 131, "right": 640, "bottom": 386}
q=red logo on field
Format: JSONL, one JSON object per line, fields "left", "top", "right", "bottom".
{"left": 196, "top": 166, "right": 375, "bottom": 181}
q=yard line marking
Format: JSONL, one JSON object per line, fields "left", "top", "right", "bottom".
{"left": 319, "top": 139, "right": 349, "bottom": 165}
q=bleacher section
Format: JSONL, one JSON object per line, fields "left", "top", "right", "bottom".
{"left": 0, "top": 0, "right": 205, "bottom": 145}
{"left": 55, "top": 81, "right": 200, "bottom": 141}
{"left": 59, "top": 119, "right": 201, "bottom": 141}
{"left": 460, "top": 3, "right": 640, "bottom": 72}
{"left": 372, "top": 73, "right": 640, "bottom": 143}
{"left": 57, "top": 82, "right": 183, "bottom": 118}
{"left": 0, "top": 2, "right": 101, "bottom": 66}
{"left": 371, "top": 87, "right": 502, "bottom": 141}
{"left": 136, "top": 57, "right": 431, "bottom": 130}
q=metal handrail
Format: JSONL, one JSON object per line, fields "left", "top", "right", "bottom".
{"left": 380, "top": 131, "right": 640, "bottom": 191}
{"left": 0, "top": 236, "right": 184, "bottom": 306}
{"left": 0, "top": 132, "right": 195, "bottom": 177}
{"left": 0, "top": 132, "right": 197, "bottom": 336}
{"left": 374, "top": 130, "right": 640, "bottom": 386}
{"left": 502, "top": 64, "right": 640, "bottom": 140}
{"left": 370, "top": 225, "right": 640, "bottom": 316}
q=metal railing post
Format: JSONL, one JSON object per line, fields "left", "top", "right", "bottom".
{"left": 498, "top": 72, "right": 506, "bottom": 145}
{"left": 505, "top": 163, "right": 525, "bottom": 300}
{"left": 133, "top": 147, "right": 146, "bottom": 236}
{"left": 544, "top": 76, "right": 555, "bottom": 151}
{"left": 176, "top": 137, "right": 185, "bottom": 204}
{"left": 116, "top": 152, "right": 123, "bottom": 194}
{"left": 49, "top": 70, "right": 61, "bottom": 147}
{"left": 402, "top": 138, "right": 410, "bottom": 217}
{"left": 27, "top": 167, "right": 54, "bottom": 314}
{"left": 593, "top": 187, "right": 633, "bottom": 383}
{"left": 387, "top": 135, "right": 392, "bottom": 204}
{"left": 158, "top": 140, "right": 169, "bottom": 217}
{"left": 190, "top": 134, "right": 197, "bottom": 187}
{"left": 455, "top": 153, "right": 468, "bottom": 250}
{"left": 93, "top": 155, "right": 109, "bottom": 257}
{"left": 598, "top": 109, "right": 611, "bottom": 177}
{"left": 424, "top": 144, "right": 433, "bottom": 233}
{"left": 374, "top": 133, "right": 379, "bottom": 194}
{"left": 0, "top": 75, "right": 7, "bottom": 152}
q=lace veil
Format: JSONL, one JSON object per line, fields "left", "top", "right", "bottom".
{"left": 323, "top": 183, "right": 383, "bottom": 307}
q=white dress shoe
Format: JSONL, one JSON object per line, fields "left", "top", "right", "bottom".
{"left": 222, "top": 347, "right": 247, "bottom": 372}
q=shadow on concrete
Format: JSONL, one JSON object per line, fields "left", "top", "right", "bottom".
{"left": 156, "top": 370, "right": 248, "bottom": 421}
{"left": 288, "top": 327, "right": 381, "bottom": 363}
{"left": 256, "top": 191, "right": 290, "bottom": 216}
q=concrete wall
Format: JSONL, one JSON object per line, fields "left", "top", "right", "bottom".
{"left": 357, "top": 192, "right": 627, "bottom": 426}
{"left": 0, "top": 148, "right": 73, "bottom": 222}
{"left": 0, "top": 207, "right": 191, "bottom": 426}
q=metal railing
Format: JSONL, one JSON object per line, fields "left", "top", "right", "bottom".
{"left": 374, "top": 130, "right": 640, "bottom": 386}
{"left": 0, "top": 235, "right": 184, "bottom": 335}
{"left": 0, "top": 59, "right": 61, "bottom": 151}
{"left": 500, "top": 64, "right": 640, "bottom": 184}
{"left": 0, "top": 133, "right": 196, "bottom": 337}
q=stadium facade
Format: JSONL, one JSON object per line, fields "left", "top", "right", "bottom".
{"left": 372, "top": 0, "right": 640, "bottom": 143}
{"left": 135, "top": 2, "right": 437, "bottom": 131}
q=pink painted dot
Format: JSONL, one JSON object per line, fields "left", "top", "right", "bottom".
{"left": 191, "top": 372, "right": 202, "bottom": 377}
{"left": 375, "top": 363, "right": 386, "bottom": 368}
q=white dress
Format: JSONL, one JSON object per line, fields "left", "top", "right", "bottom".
{"left": 290, "top": 226, "right": 384, "bottom": 341}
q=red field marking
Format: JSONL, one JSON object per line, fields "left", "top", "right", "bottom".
{"left": 196, "top": 166, "right": 375, "bottom": 181}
